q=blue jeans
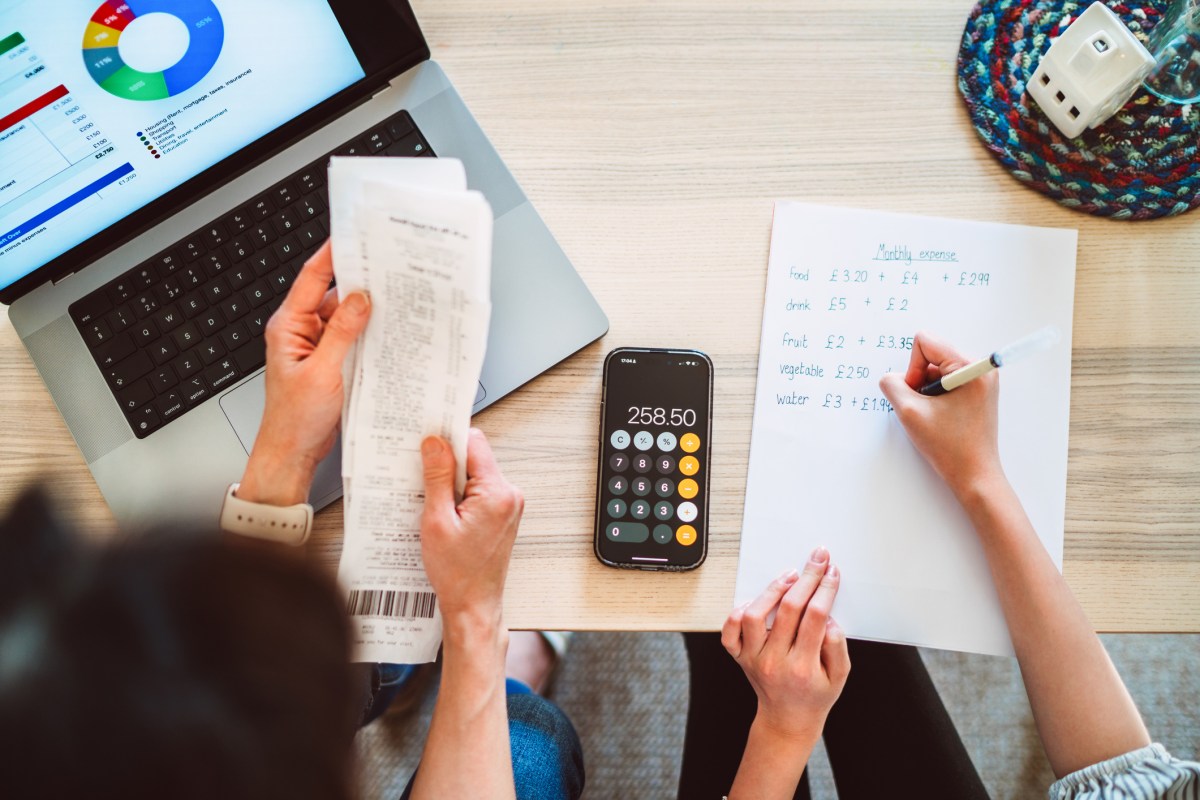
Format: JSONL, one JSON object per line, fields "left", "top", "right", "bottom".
{"left": 398, "top": 687, "right": 585, "bottom": 800}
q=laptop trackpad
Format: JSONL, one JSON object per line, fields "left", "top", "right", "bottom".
{"left": 219, "top": 373, "right": 344, "bottom": 507}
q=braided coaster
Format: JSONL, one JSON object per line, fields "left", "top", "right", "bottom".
{"left": 957, "top": 0, "right": 1200, "bottom": 220}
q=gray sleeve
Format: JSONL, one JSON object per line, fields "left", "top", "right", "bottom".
{"left": 1049, "top": 744, "right": 1200, "bottom": 800}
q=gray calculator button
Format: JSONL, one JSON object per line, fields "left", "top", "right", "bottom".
{"left": 655, "top": 478, "right": 675, "bottom": 498}
{"left": 633, "top": 430, "right": 654, "bottom": 451}
{"left": 608, "top": 476, "right": 628, "bottom": 495}
{"left": 652, "top": 524, "right": 673, "bottom": 544}
{"left": 631, "top": 476, "right": 651, "bottom": 497}
{"left": 657, "top": 432, "right": 677, "bottom": 451}
{"left": 656, "top": 454, "right": 676, "bottom": 474}
{"left": 654, "top": 501, "right": 674, "bottom": 521}
{"left": 630, "top": 499, "right": 651, "bottom": 520}
{"left": 610, "top": 452, "right": 630, "bottom": 472}
{"left": 611, "top": 429, "right": 631, "bottom": 449}
{"left": 606, "top": 521, "right": 649, "bottom": 543}
{"left": 632, "top": 453, "right": 653, "bottom": 473}
{"left": 607, "top": 499, "right": 627, "bottom": 518}
{"left": 677, "top": 501, "right": 698, "bottom": 522}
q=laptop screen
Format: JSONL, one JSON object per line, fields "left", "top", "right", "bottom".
{"left": 0, "top": 0, "right": 400, "bottom": 296}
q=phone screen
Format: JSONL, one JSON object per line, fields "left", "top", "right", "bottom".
{"left": 594, "top": 348, "right": 713, "bottom": 570}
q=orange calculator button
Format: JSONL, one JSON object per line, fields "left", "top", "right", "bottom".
{"left": 678, "top": 479, "right": 699, "bottom": 499}
{"left": 680, "top": 432, "right": 701, "bottom": 453}
{"left": 676, "top": 524, "right": 698, "bottom": 546}
{"left": 679, "top": 455, "right": 700, "bottom": 476}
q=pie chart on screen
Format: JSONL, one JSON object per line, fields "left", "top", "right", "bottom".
{"left": 82, "top": 0, "right": 225, "bottom": 101}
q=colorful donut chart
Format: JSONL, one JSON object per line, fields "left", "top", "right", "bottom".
{"left": 82, "top": 0, "right": 224, "bottom": 101}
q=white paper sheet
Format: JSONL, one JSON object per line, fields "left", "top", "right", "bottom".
{"left": 330, "top": 158, "right": 492, "bottom": 664}
{"left": 734, "top": 202, "right": 1077, "bottom": 657}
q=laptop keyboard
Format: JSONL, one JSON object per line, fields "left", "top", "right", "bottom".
{"left": 69, "top": 111, "right": 435, "bottom": 439}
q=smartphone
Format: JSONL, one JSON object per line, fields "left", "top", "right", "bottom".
{"left": 594, "top": 347, "right": 714, "bottom": 571}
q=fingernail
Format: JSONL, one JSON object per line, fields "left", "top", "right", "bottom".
{"left": 421, "top": 437, "right": 444, "bottom": 457}
{"left": 779, "top": 568, "right": 800, "bottom": 584}
{"left": 829, "top": 563, "right": 840, "bottom": 579}
{"left": 345, "top": 292, "right": 369, "bottom": 315}
{"left": 811, "top": 546, "right": 829, "bottom": 564}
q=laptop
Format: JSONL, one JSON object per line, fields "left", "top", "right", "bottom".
{"left": 0, "top": 0, "right": 608, "bottom": 525}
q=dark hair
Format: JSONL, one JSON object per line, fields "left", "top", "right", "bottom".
{"left": 0, "top": 489, "right": 359, "bottom": 799}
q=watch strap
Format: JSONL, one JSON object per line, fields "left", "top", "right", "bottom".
{"left": 220, "top": 483, "right": 313, "bottom": 546}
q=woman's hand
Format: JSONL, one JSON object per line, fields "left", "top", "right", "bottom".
{"left": 878, "top": 331, "right": 1003, "bottom": 500}
{"left": 724, "top": 547, "right": 850, "bottom": 741}
{"left": 238, "top": 242, "right": 370, "bottom": 506}
{"left": 419, "top": 429, "right": 524, "bottom": 630}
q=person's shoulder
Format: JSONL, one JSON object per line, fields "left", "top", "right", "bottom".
{"left": 1048, "top": 743, "right": 1200, "bottom": 800}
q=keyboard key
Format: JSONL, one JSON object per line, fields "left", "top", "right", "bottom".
{"left": 266, "top": 267, "right": 293, "bottom": 295}
{"left": 199, "top": 337, "right": 226, "bottom": 365}
{"left": 386, "top": 114, "right": 415, "bottom": 140}
{"left": 172, "top": 322, "right": 201, "bottom": 350}
{"left": 182, "top": 376, "right": 210, "bottom": 407}
{"left": 180, "top": 266, "right": 205, "bottom": 290}
{"left": 271, "top": 209, "right": 300, "bottom": 236}
{"left": 150, "top": 338, "right": 178, "bottom": 366}
{"left": 155, "top": 250, "right": 182, "bottom": 274}
{"left": 108, "top": 280, "right": 135, "bottom": 305}
{"left": 150, "top": 365, "right": 178, "bottom": 392}
{"left": 94, "top": 332, "right": 135, "bottom": 368}
{"left": 133, "top": 320, "right": 157, "bottom": 346}
{"left": 246, "top": 281, "right": 273, "bottom": 308}
{"left": 249, "top": 222, "right": 278, "bottom": 247}
{"left": 366, "top": 127, "right": 390, "bottom": 153}
{"left": 116, "top": 376, "right": 153, "bottom": 410}
{"left": 106, "top": 350, "right": 153, "bottom": 389}
{"left": 273, "top": 181, "right": 299, "bottom": 207}
{"left": 246, "top": 310, "right": 271, "bottom": 337}
{"left": 234, "top": 336, "right": 267, "bottom": 373}
{"left": 204, "top": 358, "right": 241, "bottom": 392}
{"left": 156, "top": 390, "right": 186, "bottom": 422}
{"left": 224, "top": 208, "right": 253, "bottom": 234}
{"left": 298, "top": 166, "right": 324, "bottom": 193}
{"left": 387, "top": 132, "right": 430, "bottom": 157}
{"left": 131, "top": 264, "right": 157, "bottom": 288}
{"left": 228, "top": 235, "right": 255, "bottom": 262}
{"left": 131, "top": 406, "right": 162, "bottom": 437}
{"left": 154, "top": 278, "right": 184, "bottom": 305}
{"left": 82, "top": 319, "right": 112, "bottom": 347}
{"left": 202, "top": 222, "right": 227, "bottom": 250}
{"left": 336, "top": 139, "right": 367, "bottom": 156}
{"left": 203, "top": 279, "right": 230, "bottom": 305}
{"left": 181, "top": 292, "right": 207, "bottom": 318}
{"left": 227, "top": 265, "right": 254, "bottom": 291}
{"left": 297, "top": 220, "right": 326, "bottom": 250}
{"left": 249, "top": 251, "right": 279, "bottom": 277}
{"left": 273, "top": 235, "right": 302, "bottom": 263}
{"left": 197, "top": 309, "right": 223, "bottom": 335}
{"left": 202, "top": 253, "right": 230, "bottom": 279}
{"left": 181, "top": 235, "right": 205, "bottom": 262}
{"left": 297, "top": 194, "right": 325, "bottom": 221}
{"left": 105, "top": 305, "right": 134, "bottom": 331}
{"left": 71, "top": 292, "right": 112, "bottom": 325}
{"left": 173, "top": 351, "right": 203, "bottom": 380}
{"left": 250, "top": 195, "right": 274, "bottom": 220}
{"left": 219, "top": 293, "right": 249, "bottom": 323}
{"left": 221, "top": 322, "right": 250, "bottom": 351}
{"left": 133, "top": 293, "right": 158, "bottom": 318}
{"left": 153, "top": 304, "right": 183, "bottom": 332}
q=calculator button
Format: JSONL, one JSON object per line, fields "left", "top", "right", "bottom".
{"left": 654, "top": 501, "right": 674, "bottom": 521}
{"left": 608, "top": 476, "right": 628, "bottom": 495}
{"left": 630, "top": 499, "right": 651, "bottom": 520}
{"left": 680, "top": 432, "right": 701, "bottom": 453}
{"left": 676, "top": 524, "right": 698, "bottom": 546}
{"left": 631, "top": 476, "right": 651, "bottom": 497}
{"left": 678, "top": 479, "right": 699, "bottom": 500}
{"left": 611, "top": 430, "right": 631, "bottom": 449}
{"left": 653, "top": 524, "right": 673, "bottom": 544}
{"left": 632, "top": 453, "right": 653, "bottom": 473}
{"left": 656, "top": 455, "right": 676, "bottom": 474}
{"left": 677, "top": 501, "right": 698, "bottom": 522}
{"left": 610, "top": 453, "right": 630, "bottom": 472}
{"left": 607, "top": 499, "right": 627, "bottom": 518}
{"left": 657, "top": 432, "right": 677, "bottom": 451}
{"left": 633, "top": 431, "right": 654, "bottom": 451}
{"left": 655, "top": 478, "right": 675, "bottom": 498}
{"left": 679, "top": 456, "right": 700, "bottom": 476}
{"left": 606, "top": 522, "right": 649, "bottom": 543}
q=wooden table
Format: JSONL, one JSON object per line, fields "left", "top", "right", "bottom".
{"left": 3, "top": 0, "right": 1198, "bottom": 632}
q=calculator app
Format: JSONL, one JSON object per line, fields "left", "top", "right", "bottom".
{"left": 595, "top": 349, "right": 712, "bottom": 570}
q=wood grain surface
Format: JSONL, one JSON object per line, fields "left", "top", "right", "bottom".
{"left": 3, "top": 0, "right": 1197, "bottom": 632}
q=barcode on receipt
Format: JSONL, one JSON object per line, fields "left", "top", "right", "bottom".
{"left": 346, "top": 589, "right": 438, "bottom": 620}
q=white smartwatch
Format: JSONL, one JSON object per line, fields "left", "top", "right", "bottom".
{"left": 219, "top": 483, "right": 314, "bottom": 546}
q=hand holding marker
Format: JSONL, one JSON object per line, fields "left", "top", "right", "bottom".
{"left": 918, "top": 327, "right": 1062, "bottom": 397}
